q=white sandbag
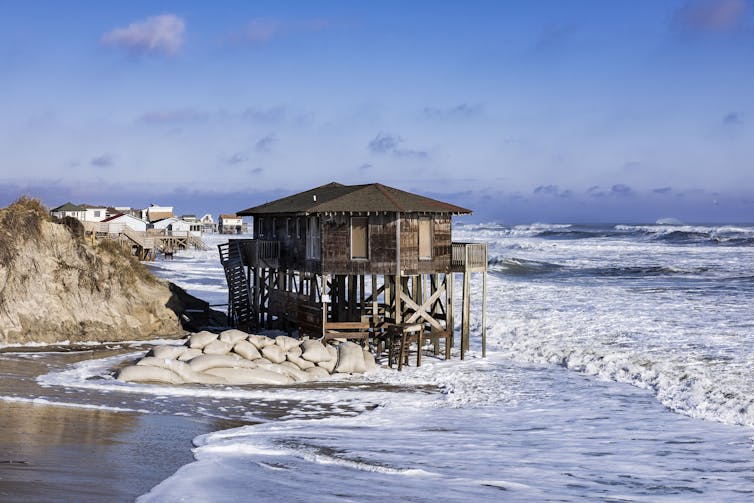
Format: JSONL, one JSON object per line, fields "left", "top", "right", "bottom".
{"left": 254, "top": 358, "right": 273, "bottom": 366}
{"left": 334, "top": 341, "right": 367, "bottom": 374}
{"left": 269, "top": 363, "right": 311, "bottom": 382}
{"left": 305, "top": 366, "right": 331, "bottom": 380}
{"left": 287, "top": 354, "right": 315, "bottom": 370}
{"left": 189, "top": 331, "right": 218, "bottom": 349}
{"left": 233, "top": 340, "right": 262, "bottom": 361}
{"left": 117, "top": 365, "right": 184, "bottom": 384}
{"left": 326, "top": 345, "right": 338, "bottom": 360}
{"left": 188, "top": 354, "right": 252, "bottom": 373}
{"left": 275, "top": 335, "right": 300, "bottom": 352}
{"left": 316, "top": 344, "right": 338, "bottom": 372}
{"left": 317, "top": 358, "right": 336, "bottom": 373}
{"left": 286, "top": 345, "right": 303, "bottom": 358}
{"left": 136, "top": 356, "right": 173, "bottom": 368}
{"left": 204, "top": 367, "right": 294, "bottom": 385}
{"left": 177, "top": 348, "right": 202, "bottom": 361}
{"left": 219, "top": 329, "right": 248, "bottom": 345}
{"left": 203, "top": 340, "right": 232, "bottom": 355}
{"left": 261, "top": 344, "right": 286, "bottom": 364}
{"left": 140, "top": 358, "right": 227, "bottom": 384}
{"left": 363, "top": 350, "right": 378, "bottom": 372}
{"left": 150, "top": 345, "right": 187, "bottom": 360}
{"left": 300, "top": 340, "right": 330, "bottom": 363}
{"left": 247, "top": 334, "right": 275, "bottom": 349}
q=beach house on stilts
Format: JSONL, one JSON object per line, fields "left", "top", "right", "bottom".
{"left": 218, "top": 182, "right": 487, "bottom": 367}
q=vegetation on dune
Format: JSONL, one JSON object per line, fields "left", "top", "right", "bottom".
{"left": 0, "top": 196, "right": 49, "bottom": 266}
{"left": 96, "top": 238, "right": 157, "bottom": 286}
{"left": 0, "top": 196, "right": 157, "bottom": 290}
{"left": 0, "top": 197, "right": 184, "bottom": 343}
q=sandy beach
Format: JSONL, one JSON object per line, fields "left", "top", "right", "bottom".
{"left": 0, "top": 401, "right": 243, "bottom": 502}
{"left": 0, "top": 345, "right": 247, "bottom": 502}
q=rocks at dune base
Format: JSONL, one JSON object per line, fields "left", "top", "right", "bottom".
{"left": 117, "top": 329, "right": 378, "bottom": 385}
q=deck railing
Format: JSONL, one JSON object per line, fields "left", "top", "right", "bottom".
{"left": 451, "top": 242, "right": 488, "bottom": 272}
{"left": 233, "top": 239, "right": 280, "bottom": 268}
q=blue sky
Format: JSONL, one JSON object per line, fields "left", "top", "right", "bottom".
{"left": 1, "top": 0, "right": 753, "bottom": 223}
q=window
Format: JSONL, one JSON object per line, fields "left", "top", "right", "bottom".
{"left": 94, "top": 210, "right": 101, "bottom": 218}
{"left": 257, "top": 217, "right": 264, "bottom": 238}
{"left": 419, "top": 217, "right": 432, "bottom": 260}
{"left": 306, "top": 216, "right": 321, "bottom": 259}
{"left": 272, "top": 217, "right": 277, "bottom": 238}
{"left": 296, "top": 218, "right": 302, "bottom": 239}
{"left": 286, "top": 218, "right": 292, "bottom": 237}
{"left": 351, "top": 216, "right": 369, "bottom": 259}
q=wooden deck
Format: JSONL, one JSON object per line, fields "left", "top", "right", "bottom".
{"left": 232, "top": 239, "right": 489, "bottom": 273}
{"left": 451, "top": 242, "right": 488, "bottom": 272}
{"left": 83, "top": 222, "right": 208, "bottom": 260}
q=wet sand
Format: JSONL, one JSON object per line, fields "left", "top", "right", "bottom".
{"left": 0, "top": 400, "right": 244, "bottom": 502}
{"left": 0, "top": 343, "right": 375, "bottom": 502}
{"left": 0, "top": 345, "right": 248, "bottom": 502}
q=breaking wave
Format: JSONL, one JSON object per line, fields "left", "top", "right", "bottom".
{"left": 489, "top": 256, "right": 710, "bottom": 279}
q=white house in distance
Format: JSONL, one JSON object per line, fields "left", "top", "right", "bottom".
{"left": 50, "top": 202, "right": 86, "bottom": 220}
{"left": 200, "top": 213, "right": 217, "bottom": 233}
{"left": 100, "top": 213, "right": 148, "bottom": 233}
{"left": 82, "top": 205, "right": 108, "bottom": 222}
{"left": 151, "top": 217, "right": 202, "bottom": 237}
{"left": 50, "top": 202, "right": 107, "bottom": 222}
{"left": 219, "top": 214, "right": 244, "bottom": 234}
{"left": 142, "top": 204, "right": 174, "bottom": 223}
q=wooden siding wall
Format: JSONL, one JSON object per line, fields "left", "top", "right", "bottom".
{"left": 253, "top": 212, "right": 451, "bottom": 276}
{"left": 400, "top": 215, "right": 451, "bottom": 275}
{"left": 322, "top": 213, "right": 398, "bottom": 275}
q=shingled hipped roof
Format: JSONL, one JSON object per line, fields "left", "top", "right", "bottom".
{"left": 237, "top": 182, "right": 471, "bottom": 216}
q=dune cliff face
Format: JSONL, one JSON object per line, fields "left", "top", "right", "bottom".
{"left": 0, "top": 198, "right": 183, "bottom": 345}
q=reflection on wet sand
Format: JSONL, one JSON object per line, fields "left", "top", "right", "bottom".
{"left": 0, "top": 400, "right": 243, "bottom": 503}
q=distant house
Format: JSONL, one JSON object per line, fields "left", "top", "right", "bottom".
{"left": 219, "top": 214, "right": 245, "bottom": 234}
{"left": 81, "top": 205, "right": 108, "bottom": 222}
{"left": 112, "top": 206, "right": 142, "bottom": 219}
{"left": 181, "top": 214, "right": 198, "bottom": 223}
{"left": 50, "top": 202, "right": 85, "bottom": 220}
{"left": 101, "top": 213, "right": 148, "bottom": 233}
{"left": 152, "top": 217, "right": 202, "bottom": 237}
{"left": 143, "top": 204, "right": 174, "bottom": 223}
{"left": 200, "top": 214, "right": 217, "bottom": 233}
{"left": 50, "top": 202, "right": 107, "bottom": 222}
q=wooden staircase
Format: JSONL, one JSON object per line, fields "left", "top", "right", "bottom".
{"left": 218, "top": 241, "right": 255, "bottom": 328}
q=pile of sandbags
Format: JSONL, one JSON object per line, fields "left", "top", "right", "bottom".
{"left": 117, "top": 329, "right": 377, "bottom": 385}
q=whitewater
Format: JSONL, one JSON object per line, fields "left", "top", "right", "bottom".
{"left": 13, "top": 224, "right": 754, "bottom": 500}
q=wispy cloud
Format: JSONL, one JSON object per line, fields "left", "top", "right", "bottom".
{"left": 535, "top": 23, "right": 576, "bottom": 51}
{"left": 672, "top": 0, "right": 749, "bottom": 33}
{"left": 90, "top": 154, "right": 115, "bottom": 168}
{"left": 422, "top": 103, "right": 482, "bottom": 120}
{"left": 234, "top": 18, "right": 330, "bottom": 44}
{"left": 102, "top": 14, "right": 185, "bottom": 56}
{"left": 723, "top": 111, "right": 743, "bottom": 125}
{"left": 225, "top": 153, "right": 247, "bottom": 165}
{"left": 653, "top": 186, "right": 673, "bottom": 194}
{"left": 358, "top": 163, "right": 372, "bottom": 171}
{"left": 242, "top": 106, "right": 287, "bottom": 123}
{"left": 255, "top": 134, "right": 277, "bottom": 153}
{"left": 611, "top": 184, "right": 633, "bottom": 196}
{"left": 368, "top": 133, "right": 428, "bottom": 158}
{"left": 140, "top": 108, "right": 208, "bottom": 124}
{"left": 533, "top": 184, "right": 572, "bottom": 198}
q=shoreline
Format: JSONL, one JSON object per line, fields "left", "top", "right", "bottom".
{"left": 0, "top": 400, "right": 245, "bottom": 503}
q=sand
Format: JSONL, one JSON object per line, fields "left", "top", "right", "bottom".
{"left": 0, "top": 400, "right": 244, "bottom": 502}
{"left": 0, "top": 345, "right": 248, "bottom": 502}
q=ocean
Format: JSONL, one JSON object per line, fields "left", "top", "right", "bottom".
{"left": 5, "top": 223, "right": 754, "bottom": 501}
